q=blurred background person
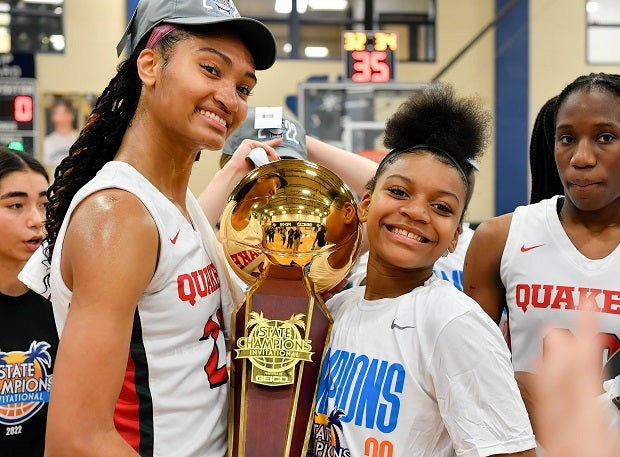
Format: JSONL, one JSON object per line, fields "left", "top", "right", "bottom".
{"left": 42, "top": 98, "right": 79, "bottom": 168}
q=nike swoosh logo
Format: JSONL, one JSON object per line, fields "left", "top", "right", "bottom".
{"left": 391, "top": 319, "right": 415, "bottom": 330}
{"left": 170, "top": 230, "right": 180, "bottom": 244}
{"left": 520, "top": 243, "right": 544, "bottom": 252}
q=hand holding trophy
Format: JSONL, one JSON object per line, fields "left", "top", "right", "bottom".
{"left": 220, "top": 159, "right": 361, "bottom": 457}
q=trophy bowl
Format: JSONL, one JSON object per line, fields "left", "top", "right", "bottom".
{"left": 219, "top": 159, "right": 362, "bottom": 294}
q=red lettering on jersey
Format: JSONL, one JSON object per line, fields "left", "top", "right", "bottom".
{"left": 177, "top": 263, "right": 221, "bottom": 305}
{"left": 602, "top": 290, "right": 620, "bottom": 314}
{"left": 577, "top": 287, "right": 603, "bottom": 311}
{"left": 199, "top": 308, "right": 228, "bottom": 388}
{"left": 191, "top": 269, "right": 209, "bottom": 297}
{"left": 204, "top": 264, "right": 221, "bottom": 294}
{"left": 230, "top": 248, "right": 262, "bottom": 269}
{"left": 515, "top": 283, "right": 620, "bottom": 316}
{"left": 550, "top": 285, "right": 576, "bottom": 309}
{"left": 531, "top": 284, "right": 554, "bottom": 308}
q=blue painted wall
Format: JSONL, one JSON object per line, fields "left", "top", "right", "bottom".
{"left": 495, "top": 0, "right": 529, "bottom": 215}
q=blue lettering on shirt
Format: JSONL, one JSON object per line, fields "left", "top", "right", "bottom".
{"left": 434, "top": 268, "right": 463, "bottom": 291}
{"left": 315, "top": 348, "right": 405, "bottom": 433}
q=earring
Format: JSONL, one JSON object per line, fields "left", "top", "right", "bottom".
{"left": 441, "top": 249, "right": 449, "bottom": 257}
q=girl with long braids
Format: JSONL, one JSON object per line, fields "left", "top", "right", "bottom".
{"left": 18, "top": 1, "right": 280, "bottom": 456}
{"left": 463, "top": 72, "right": 620, "bottom": 453}
{"left": 307, "top": 84, "right": 536, "bottom": 457}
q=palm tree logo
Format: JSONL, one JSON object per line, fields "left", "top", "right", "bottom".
{"left": 235, "top": 311, "right": 313, "bottom": 386}
{"left": 310, "top": 409, "right": 348, "bottom": 455}
{"left": 0, "top": 341, "right": 52, "bottom": 425}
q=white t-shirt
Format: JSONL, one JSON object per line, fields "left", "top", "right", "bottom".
{"left": 42, "top": 130, "right": 78, "bottom": 167}
{"left": 220, "top": 199, "right": 267, "bottom": 288}
{"left": 308, "top": 276, "right": 535, "bottom": 457}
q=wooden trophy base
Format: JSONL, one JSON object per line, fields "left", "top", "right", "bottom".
{"left": 228, "top": 264, "right": 332, "bottom": 457}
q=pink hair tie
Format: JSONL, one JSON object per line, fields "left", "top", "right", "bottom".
{"left": 146, "top": 24, "right": 177, "bottom": 49}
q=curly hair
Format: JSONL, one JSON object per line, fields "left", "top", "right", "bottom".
{"left": 367, "top": 83, "right": 490, "bottom": 193}
{"left": 43, "top": 28, "right": 192, "bottom": 262}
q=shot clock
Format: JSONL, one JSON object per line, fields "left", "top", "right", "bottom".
{"left": 0, "top": 78, "right": 36, "bottom": 153}
{"left": 343, "top": 30, "right": 397, "bottom": 83}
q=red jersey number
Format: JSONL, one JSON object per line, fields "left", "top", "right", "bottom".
{"left": 200, "top": 309, "right": 229, "bottom": 388}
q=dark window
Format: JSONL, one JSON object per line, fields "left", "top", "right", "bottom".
{"left": 0, "top": 0, "right": 65, "bottom": 54}
{"left": 235, "top": 0, "right": 435, "bottom": 62}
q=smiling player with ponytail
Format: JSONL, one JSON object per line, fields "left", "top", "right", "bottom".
{"left": 307, "top": 84, "right": 535, "bottom": 457}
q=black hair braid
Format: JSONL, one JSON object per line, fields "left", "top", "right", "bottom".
{"left": 529, "top": 95, "right": 562, "bottom": 204}
{"left": 44, "top": 51, "right": 143, "bottom": 261}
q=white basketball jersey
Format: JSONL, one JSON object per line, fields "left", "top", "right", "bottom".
{"left": 220, "top": 200, "right": 268, "bottom": 282}
{"left": 501, "top": 196, "right": 620, "bottom": 373}
{"left": 309, "top": 276, "right": 535, "bottom": 457}
{"left": 42, "top": 162, "right": 230, "bottom": 457}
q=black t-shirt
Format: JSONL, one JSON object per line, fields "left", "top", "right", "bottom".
{"left": 0, "top": 290, "right": 58, "bottom": 457}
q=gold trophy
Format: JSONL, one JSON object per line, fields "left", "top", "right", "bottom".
{"left": 220, "top": 159, "right": 361, "bottom": 457}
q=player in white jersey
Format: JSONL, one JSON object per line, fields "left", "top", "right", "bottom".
{"left": 18, "top": 1, "right": 279, "bottom": 456}
{"left": 463, "top": 73, "right": 620, "bottom": 452}
{"left": 221, "top": 201, "right": 267, "bottom": 280}
{"left": 308, "top": 85, "right": 535, "bottom": 457}
{"left": 24, "top": 162, "right": 233, "bottom": 456}
{"left": 500, "top": 196, "right": 619, "bottom": 373}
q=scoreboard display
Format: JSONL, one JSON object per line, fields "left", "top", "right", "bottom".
{"left": 343, "top": 31, "right": 397, "bottom": 83}
{"left": 0, "top": 78, "right": 36, "bottom": 153}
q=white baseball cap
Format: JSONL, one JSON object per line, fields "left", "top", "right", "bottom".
{"left": 117, "top": 0, "right": 277, "bottom": 70}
